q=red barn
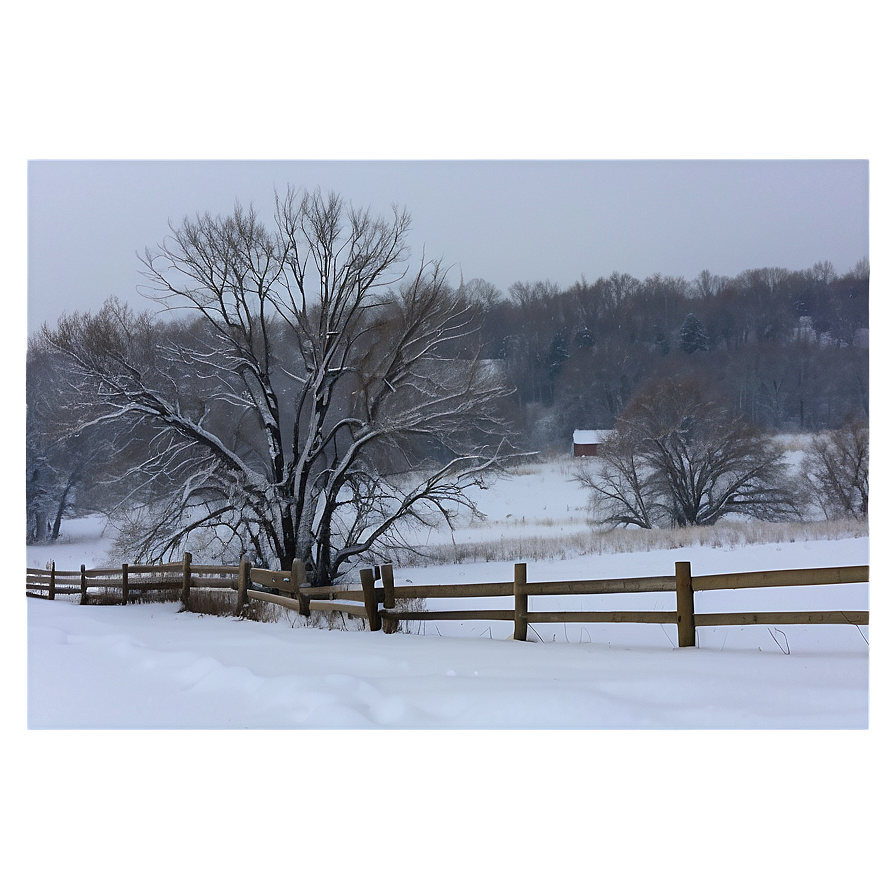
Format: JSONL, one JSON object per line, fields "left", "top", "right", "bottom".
{"left": 573, "top": 430, "right": 600, "bottom": 457}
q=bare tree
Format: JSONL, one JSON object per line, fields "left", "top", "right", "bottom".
{"left": 26, "top": 337, "right": 61, "bottom": 542}
{"left": 40, "top": 188, "right": 517, "bottom": 583}
{"left": 800, "top": 416, "right": 869, "bottom": 520}
{"left": 26, "top": 336, "right": 104, "bottom": 542}
{"left": 690, "top": 269, "right": 729, "bottom": 301}
{"left": 573, "top": 428, "right": 660, "bottom": 529}
{"left": 574, "top": 377, "right": 799, "bottom": 529}
{"left": 459, "top": 277, "right": 502, "bottom": 309}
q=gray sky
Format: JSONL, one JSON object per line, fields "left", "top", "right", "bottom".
{"left": 27, "top": 159, "right": 868, "bottom": 333}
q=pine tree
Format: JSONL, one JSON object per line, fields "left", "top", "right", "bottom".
{"left": 679, "top": 312, "right": 710, "bottom": 353}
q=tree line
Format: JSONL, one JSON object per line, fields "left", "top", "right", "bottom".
{"left": 27, "top": 186, "right": 869, "bottom": 577}
{"left": 467, "top": 258, "right": 868, "bottom": 449}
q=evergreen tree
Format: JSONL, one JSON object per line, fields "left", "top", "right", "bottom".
{"left": 679, "top": 312, "right": 710, "bottom": 353}
{"left": 547, "top": 331, "right": 570, "bottom": 376}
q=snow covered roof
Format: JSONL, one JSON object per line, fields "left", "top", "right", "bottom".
{"left": 573, "top": 430, "right": 600, "bottom": 445}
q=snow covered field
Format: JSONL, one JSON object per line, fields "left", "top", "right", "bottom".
{"left": 25, "top": 457, "right": 872, "bottom": 730}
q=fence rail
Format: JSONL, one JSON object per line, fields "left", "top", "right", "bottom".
{"left": 373, "top": 560, "right": 869, "bottom": 647}
{"left": 27, "top": 554, "right": 869, "bottom": 650}
{"left": 26, "top": 554, "right": 236, "bottom": 607}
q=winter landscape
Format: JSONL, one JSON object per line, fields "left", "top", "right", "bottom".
{"left": 27, "top": 452, "right": 871, "bottom": 730}
{"left": 25, "top": 181, "right": 873, "bottom": 731}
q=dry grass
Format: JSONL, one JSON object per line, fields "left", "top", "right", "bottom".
{"left": 245, "top": 603, "right": 373, "bottom": 631}
{"left": 186, "top": 588, "right": 241, "bottom": 616}
{"left": 238, "top": 599, "right": 309, "bottom": 626}
{"left": 386, "top": 517, "right": 869, "bottom": 567}
{"left": 87, "top": 586, "right": 181, "bottom": 606}
{"left": 237, "top": 595, "right": 424, "bottom": 634}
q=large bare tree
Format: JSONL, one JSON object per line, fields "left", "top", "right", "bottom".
{"left": 574, "top": 377, "right": 799, "bottom": 529}
{"left": 41, "top": 187, "right": 516, "bottom": 583}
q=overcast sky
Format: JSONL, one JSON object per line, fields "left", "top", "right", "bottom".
{"left": 27, "top": 159, "right": 868, "bottom": 333}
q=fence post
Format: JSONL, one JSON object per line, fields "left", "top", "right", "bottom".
{"left": 80, "top": 564, "right": 88, "bottom": 605}
{"left": 182, "top": 552, "right": 192, "bottom": 612}
{"left": 513, "top": 562, "right": 528, "bottom": 641}
{"left": 236, "top": 554, "right": 250, "bottom": 616}
{"left": 122, "top": 563, "right": 129, "bottom": 605}
{"left": 291, "top": 558, "right": 310, "bottom": 617}
{"left": 49, "top": 561, "right": 56, "bottom": 601}
{"left": 381, "top": 563, "right": 397, "bottom": 634}
{"left": 360, "top": 567, "right": 381, "bottom": 632}
{"left": 675, "top": 561, "right": 696, "bottom": 648}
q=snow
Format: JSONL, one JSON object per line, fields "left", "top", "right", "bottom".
{"left": 25, "top": 468, "right": 872, "bottom": 731}
{"left": 27, "top": 573, "right": 868, "bottom": 728}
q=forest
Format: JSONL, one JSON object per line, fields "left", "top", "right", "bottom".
{"left": 468, "top": 258, "right": 869, "bottom": 449}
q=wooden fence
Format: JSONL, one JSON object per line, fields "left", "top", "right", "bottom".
{"left": 26, "top": 552, "right": 238, "bottom": 610}
{"left": 369, "top": 560, "right": 869, "bottom": 647}
{"left": 27, "top": 555, "right": 869, "bottom": 650}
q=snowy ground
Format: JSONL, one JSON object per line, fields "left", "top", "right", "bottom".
{"left": 24, "top": 460, "right": 872, "bottom": 729}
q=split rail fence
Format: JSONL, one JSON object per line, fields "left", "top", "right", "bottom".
{"left": 26, "top": 554, "right": 237, "bottom": 609}
{"left": 28, "top": 553, "right": 869, "bottom": 649}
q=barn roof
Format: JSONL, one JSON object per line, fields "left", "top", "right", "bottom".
{"left": 573, "top": 429, "right": 601, "bottom": 444}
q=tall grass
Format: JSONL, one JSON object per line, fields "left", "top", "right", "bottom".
{"left": 385, "top": 517, "right": 869, "bottom": 567}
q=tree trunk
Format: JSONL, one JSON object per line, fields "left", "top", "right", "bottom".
{"left": 50, "top": 475, "right": 76, "bottom": 541}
